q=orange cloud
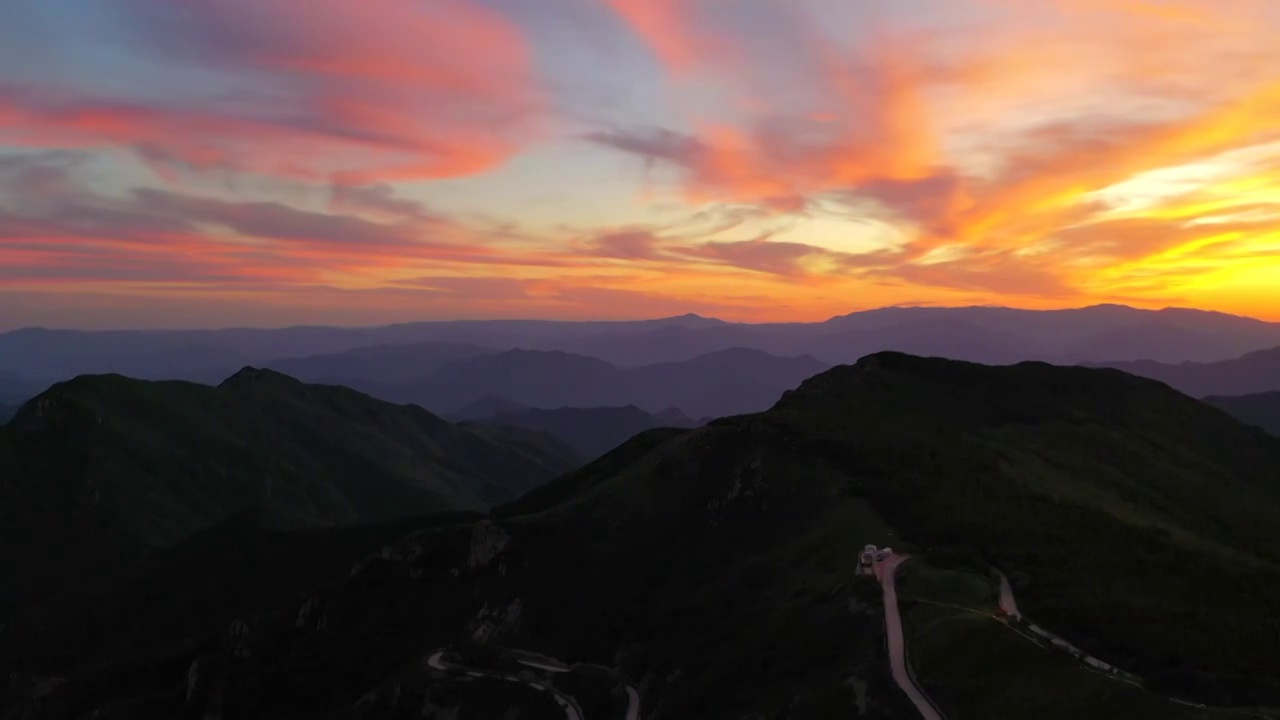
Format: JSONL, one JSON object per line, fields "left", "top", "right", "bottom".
{"left": 5, "top": 0, "right": 1280, "bottom": 325}
{"left": 597, "top": 0, "right": 1280, "bottom": 316}
{"left": 604, "top": 0, "right": 939, "bottom": 208}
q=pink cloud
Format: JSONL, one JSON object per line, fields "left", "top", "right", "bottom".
{"left": 0, "top": 0, "right": 545, "bottom": 183}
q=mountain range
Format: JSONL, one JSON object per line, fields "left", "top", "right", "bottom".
{"left": 268, "top": 347, "right": 831, "bottom": 419}
{"left": 1095, "top": 346, "right": 1280, "bottom": 398}
{"left": 5, "top": 354, "right": 1280, "bottom": 718}
{"left": 5, "top": 304, "right": 1280, "bottom": 390}
{"left": 1205, "top": 392, "right": 1280, "bottom": 435}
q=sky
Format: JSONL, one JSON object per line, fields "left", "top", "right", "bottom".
{"left": 1, "top": 0, "right": 1279, "bottom": 329}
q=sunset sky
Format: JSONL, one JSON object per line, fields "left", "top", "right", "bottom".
{"left": 2, "top": 0, "right": 1279, "bottom": 329}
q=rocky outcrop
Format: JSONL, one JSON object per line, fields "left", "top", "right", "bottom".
{"left": 184, "top": 657, "right": 229, "bottom": 720}
{"left": 8, "top": 393, "right": 102, "bottom": 437}
{"left": 467, "top": 522, "right": 510, "bottom": 569}
{"left": 467, "top": 599, "right": 523, "bottom": 642}
{"left": 187, "top": 660, "right": 206, "bottom": 704}
{"left": 295, "top": 594, "right": 327, "bottom": 631}
{"left": 223, "top": 611, "right": 288, "bottom": 659}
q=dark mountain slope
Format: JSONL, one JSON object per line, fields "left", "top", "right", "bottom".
{"left": 377, "top": 355, "right": 1280, "bottom": 707}
{"left": 5, "top": 367, "right": 577, "bottom": 543}
{"left": 1093, "top": 345, "right": 1280, "bottom": 397}
{"left": 10, "top": 354, "right": 1280, "bottom": 718}
{"left": 764, "top": 354, "right": 1280, "bottom": 701}
{"left": 467, "top": 405, "right": 699, "bottom": 462}
{"left": 0, "top": 369, "right": 576, "bottom": 620}
{"left": 1205, "top": 392, "right": 1280, "bottom": 434}
{"left": 0, "top": 510, "right": 478, "bottom": 690}
{"left": 3, "top": 409, "right": 914, "bottom": 718}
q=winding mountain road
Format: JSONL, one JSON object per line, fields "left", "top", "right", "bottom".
{"left": 624, "top": 685, "right": 641, "bottom": 720}
{"left": 997, "top": 571, "right": 1021, "bottom": 619}
{"left": 994, "top": 575, "right": 1278, "bottom": 720}
{"left": 427, "top": 650, "right": 642, "bottom": 719}
{"left": 874, "top": 553, "right": 946, "bottom": 720}
{"left": 426, "top": 650, "right": 584, "bottom": 720}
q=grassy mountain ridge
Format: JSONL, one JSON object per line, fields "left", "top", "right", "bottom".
{"left": 5, "top": 367, "right": 578, "bottom": 543}
{"left": 450, "top": 354, "right": 1280, "bottom": 706}
{"left": 766, "top": 353, "right": 1280, "bottom": 701}
{"left": 0, "top": 368, "right": 577, "bottom": 621}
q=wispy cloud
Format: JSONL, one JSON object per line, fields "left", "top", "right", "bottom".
{"left": 0, "top": 0, "right": 544, "bottom": 183}
{"left": 2, "top": 0, "right": 1280, "bottom": 325}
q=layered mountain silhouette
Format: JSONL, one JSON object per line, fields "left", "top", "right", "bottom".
{"left": 265, "top": 341, "right": 496, "bottom": 385}
{"left": 447, "top": 395, "right": 532, "bottom": 421}
{"left": 459, "top": 404, "right": 702, "bottom": 460}
{"left": 1094, "top": 345, "right": 1280, "bottom": 397}
{"left": 5, "top": 304, "right": 1280, "bottom": 389}
{"left": 7, "top": 354, "right": 1280, "bottom": 717}
{"left": 304, "top": 347, "right": 830, "bottom": 419}
{"left": 1205, "top": 392, "right": 1280, "bottom": 435}
{"left": 0, "top": 368, "right": 576, "bottom": 622}
{"left": 0, "top": 370, "right": 37, "bottom": 410}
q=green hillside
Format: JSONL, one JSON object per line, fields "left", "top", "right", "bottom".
{"left": 0, "top": 368, "right": 577, "bottom": 620}
{"left": 766, "top": 354, "right": 1280, "bottom": 702}
{"left": 8, "top": 354, "right": 1280, "bottom": 718}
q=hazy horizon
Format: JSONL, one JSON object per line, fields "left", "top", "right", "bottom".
{"left": 1, "top": 301, "right": 1276, "bottom": 334}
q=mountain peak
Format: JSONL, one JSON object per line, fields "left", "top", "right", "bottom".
{"left": 218, "top": 366, "right": 301, "bottom": 389}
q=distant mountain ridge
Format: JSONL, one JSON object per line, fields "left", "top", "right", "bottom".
{"left": 1092, "top": 345, "right": 1280, "bottom": 397}
{"left": 266, "top": 341, "right": 496, "bottom": 385}
{"left": 4, "top": 304, "right": 1279, "bottom": 388}
{"left": 1205, "top": 392, "right": 1280, "bottom": 434}
{"left": 340, "top": 347, "right": 831, "bottom": 419}
{"left": 461, "top": 404, "right": 703, "bottom": 460}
